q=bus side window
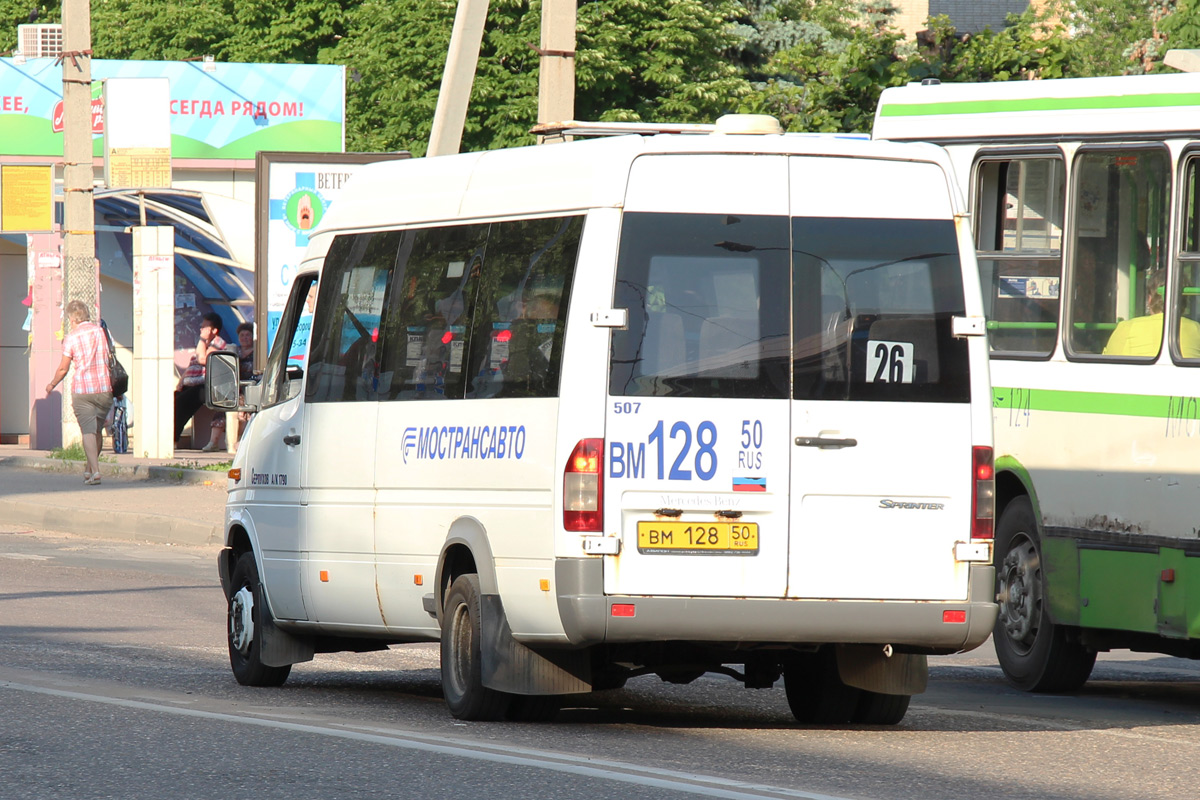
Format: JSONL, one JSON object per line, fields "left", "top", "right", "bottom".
{"left": 973, "top": 157, "right": 1064, "bottom": 357}
{"left": 1067, "top": 148, "right": 1169, "bottom": 359}
{"left": 465, "top": 216, "right": 582, "bottom": 399}
{"left": 1175, "top": 156, "right": 1200, "bottom": 362}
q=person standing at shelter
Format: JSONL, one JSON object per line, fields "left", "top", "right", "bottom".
{"left": 174, "top": 311, "right": 228, "bottom": 448}
{"left": 45, "top": 299, "right": 113, "bottom": 486}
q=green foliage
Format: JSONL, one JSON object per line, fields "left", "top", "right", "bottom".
{"left": 47, "top": 442, "right": 113, "bottom": 463}
{"left": 326, "top": 0, "right": 540, "bottom": 156}
{"left": 89, "top": 0, "right": 349, "bottom": 63}
{"left": 1042, "top": 0, "right": 1170, "bottom": 76}
{"left": 736, "top": 2, "right": 906, "bottom": 133}
{"left": 909, "top": 10, "right": 1070, "bottom": 83}
{"left": 1162, "top": 0, "right": 1200, "bottom": 48}
{"left": 0, "top": 2, "right": 60, "bottom": 54}
{"left": 574, "top": 0, "right": 750, "bottom": 123}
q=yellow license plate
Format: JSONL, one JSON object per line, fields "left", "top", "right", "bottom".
{"left": 636, "top": 521, "right": 759, "bottom": 555}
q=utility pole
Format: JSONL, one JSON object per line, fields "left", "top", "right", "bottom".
{"left": 61, "top": 0, "right": 97, "bottom": 321}
{"left": 427, "top": 0, "right": 489, "bottom": 157}
{"left": 537, "top": 0, "right": 576, "bottom": 137}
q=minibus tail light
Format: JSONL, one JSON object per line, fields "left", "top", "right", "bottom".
{"left": 564, "top": 438, "right": 604, "bottom": 532}
{"left": 972, "top": 446, "right": 995, "bottom": 540}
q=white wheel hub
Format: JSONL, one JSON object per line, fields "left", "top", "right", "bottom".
{"left": 230, "top": 586, "right": 255, "bottom": 655}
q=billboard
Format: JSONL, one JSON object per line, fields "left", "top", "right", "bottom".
{"left": 0, "top": 58, "right": 344, "bottom": 158}
{"left": 255, "top": 152, "right": 410, "bottom": 357}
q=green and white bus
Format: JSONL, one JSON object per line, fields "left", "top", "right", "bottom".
{"left": 875, "top": 72, "right": 1200, "bottom": 691}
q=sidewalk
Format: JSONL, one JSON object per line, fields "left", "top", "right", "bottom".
{"left": 0, "top": 443, "right": 231, "bottom": 547}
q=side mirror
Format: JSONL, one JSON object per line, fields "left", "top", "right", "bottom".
{"left": 205, "top": 351, "right": 244, "bottom": 411}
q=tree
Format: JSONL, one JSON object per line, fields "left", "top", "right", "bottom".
{"left": 735, "top": 2, "right": 908, "bottom": 132}
{"left": 0, "top": 2, "right": 61, "bottom": 54}
{"left": 907, "top": 10, "right": 1071, "bottom": 83}
{"left": 573, "top": 0, "right": 749, "bottom": 123}
{"left": 330, "top": 0, "right": 752, "bottom": 155}
{"left": 1042, "top": 0, "right": 1170, "bottom": 76}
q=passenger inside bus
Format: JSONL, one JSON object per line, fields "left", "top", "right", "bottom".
{"left": 1103, "top": 269, "right": 1200, "bottom": 357}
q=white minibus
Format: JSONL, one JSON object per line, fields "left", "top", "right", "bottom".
{"left": 206, "top": 115, "right": 997, "bottom": 724}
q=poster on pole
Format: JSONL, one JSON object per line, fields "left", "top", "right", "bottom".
{"left": 0, "top": 163, "right": 53, "bottom": 232}
{"left": 255, "top": 152, "right": 410, "bottom": 360}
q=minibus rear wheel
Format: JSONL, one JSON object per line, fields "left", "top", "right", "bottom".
{"left": 441, "top": 573, "right": 511, "bottom": 720}
{"left": 783, "top": 648, "right": 860, "bottom": 724}
{"left": 228, "top": 551, "right": 291, "bottom": 687}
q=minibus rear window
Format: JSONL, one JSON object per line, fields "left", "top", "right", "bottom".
{"left": 610, "top": 212, "right": 791, "bottom": 399}
{"left": 792, "top": 218, "right": 970, "bottom": 403}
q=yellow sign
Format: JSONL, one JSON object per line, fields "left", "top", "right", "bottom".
{"left": 107, "top": 147, "right": 172, "bottom": 189}
{"left": 0, "top": 164, "right": 53, "bottom": 232}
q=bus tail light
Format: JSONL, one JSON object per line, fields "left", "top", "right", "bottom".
{"left": 564, "top": 438, "right": 604, "bottom": 532}
{"left": 972, "top": 446, "right": 995, "bottom": 540}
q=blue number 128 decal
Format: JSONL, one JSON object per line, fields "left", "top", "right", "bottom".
{"left": 610, "top": 420, "right": 717, "bottom": 480}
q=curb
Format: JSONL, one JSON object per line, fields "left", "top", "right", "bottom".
{"left": 0, "top": 455, "right": 225, "bottom": 486}
{"left": 0, "top": 498, "right": 222, "bottom": 547}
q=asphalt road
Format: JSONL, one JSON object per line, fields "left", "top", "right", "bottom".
{"left": 3, "top": 524, "right": 1200, "bottom": 800}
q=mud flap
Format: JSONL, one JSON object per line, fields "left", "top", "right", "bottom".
{"left": 835, "top": 645, "right": 928, "bottom": 695}
{"left": 259, "top": 597, "right": 316, "bottom": 668}
{"left": 479, "top": 595, "right": 592, "bottom": 695}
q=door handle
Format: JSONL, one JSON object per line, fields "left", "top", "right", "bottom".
{"left": 283, "top": 434, "right": 301, "bottom": 446}
{"left": 794, "top": 436, "right": 857, "bottom": 449}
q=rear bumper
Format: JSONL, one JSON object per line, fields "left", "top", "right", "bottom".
{"left": 555, "top": 558, "right": 997, "bottom": 653}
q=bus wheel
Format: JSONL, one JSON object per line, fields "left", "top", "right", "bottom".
{"left": 228, "top": 551, "right": 291, "bottom": 687}
{"left": 994, "top": 496, "right": 1096, "bottom": 692}
{"left": 441, "top": 573, "right": 511, "bottom": 721}
{"left": 783, "top": 649, "right": 860, "bottom": 724}
{"left": 852, "top": 691, "right": 910, "bottom": 725}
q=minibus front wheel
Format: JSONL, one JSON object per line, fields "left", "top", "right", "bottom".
{"left": 228, "top": 551, "right": 291, "bottom": 687}
{"left": 441, "top": 573, "right": 511, "bottom": 720}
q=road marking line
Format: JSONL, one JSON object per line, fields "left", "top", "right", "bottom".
{"left": 0, "top": 679, "right": 856, "bottom": 800}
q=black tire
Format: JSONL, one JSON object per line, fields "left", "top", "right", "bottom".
{"left": 441, "top": 574, "right": 511, "bottom": 721}
{"left": 994, "top": 496, "right": 1096, "bottom": 692}
{"left": 228, "top": 551, "right": 291, "bottom": 687}
{"left": 852, "top": 691, "right": 911, "bottom": 725}
{"left": 783, "top": 649, "right": 861, "bottom": 724}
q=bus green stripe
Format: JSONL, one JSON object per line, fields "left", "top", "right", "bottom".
{"left": 993, "top": 386, "right": 1178, "bottom": 418}
{"left": 879, "top": 93, "right": 1200, "bottom": 117}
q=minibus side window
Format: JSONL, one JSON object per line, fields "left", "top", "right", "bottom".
{"left": 792, "top": 218, "right": 969, "bottom": 403}
{"left": 1066, "top": 148, "right": 1169, "bottom": 359}
{"left": 261, "top": 272, "right": 319, "bottom": 408}
{"left": 306, "top": 232, "right": 401, "bottom": 402}
{"left": 466, "top": 216, "right": 582, "bottom": 399}
{"left": 610, "top": 212, "right": 790, "bottom": 399}
{"left": 378, "top": 224, "right": 489, "bottom": 401}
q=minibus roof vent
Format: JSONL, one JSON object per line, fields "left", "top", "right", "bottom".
{"left": 712, "top": 114, "right": 783, "bottom": 135}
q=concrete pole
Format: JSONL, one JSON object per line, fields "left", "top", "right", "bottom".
{"left": 61, "top": 0, "right": 98, "bottom": 447}
{"left": 427, "top": 0, "right": 490, "bottom": 157}
{"left": 537, "top": 0, "right": 576, "bottom": 141}
{"left": 131, "top": 226, "right": 176, "bottom": 458}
